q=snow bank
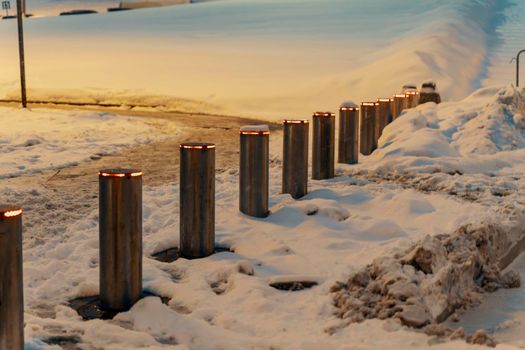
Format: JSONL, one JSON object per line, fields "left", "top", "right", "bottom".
{"left": 0, "top": 0, "right": 512, "bottom": 119}
{"left": 0, "top": 107, "right": 176, "bottom": 178}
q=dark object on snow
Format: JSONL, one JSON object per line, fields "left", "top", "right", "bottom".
{"left": 60, "top": 9, "right": 98, "bottom": 16}
{"left": 270, "top": 281, "right": 318, "bottom": 291}
{"left": 99, "top": 169, "right": 143, "bottom": 312}
{"left": 283, "top": 120, "right": 309, "bottom": 199}
{"left": 419, "top": 81, "right": 442, "bottom": 105}
{"left": 312, "top": 112, "right": 336, "bottom": 179}
{"left": 338, "top": 105, "right": 359, "bottom": 164}
{"left": 240, "top": 126, "right": 270, "bottom": 218}
{"left": 0, "top": 206, "right": 24, "bottom": 350}
{"left": 179, "top": 143, "right": 215, "bottom": 259}
{"left": 107, "top": 7, "right": 132, "bottom": 12}
{"left": 360, "top": 103, "right": 377, "bottom": 155}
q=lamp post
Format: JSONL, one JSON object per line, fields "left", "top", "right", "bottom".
{"left": 16, "top": 0, "right": 27, "bottom": 108}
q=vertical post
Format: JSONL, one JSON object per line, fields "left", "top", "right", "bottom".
{"left": 16, "top": 0, "right": 27, "bottom": 108}
{"left": 282, "top": 120, "right": 309, "bottom": 199}
{"left": 338, "top": 105, "right": 359, "bottom": 164}
{"left": 360, "top": 103, "right": 377, "bottom": 156}
{"left": 516, "top": 50, "right": 525, "bottom": 87}
{"left": 391, "top": 94, "right": 406, "bottom": 120}
{"left": 405, "top": 90, "right": 419, "bottom": 109}
{"left": 99, "top": 169, "right": 142, "bottom": 311}
{"left": 179, "top": 143, "right": 215, "bottom": 258}
{"left": 240, "top": 125, "right": 270, "bottom": 218}
{"left": 312, "top": 112, "right": 335, "bottom": 180}
{"left": 376, "top": 98, "right": 392, "bottom": 141}
{"left": 0, "top": 207, "right": 24, "bottom": 350}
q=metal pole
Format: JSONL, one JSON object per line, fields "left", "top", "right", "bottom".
{"left": 99, "top": 169, "right": 142, "bottom": 311}
{"left": 179, "top": 143, "right": 215, "bottom": 258}
{"left": 16, "top": 0, "right": 27, "bottom": 108}
{"left": 0, "top": 206, "right": 24, "bottom": 350}
{"left": 282, "top": 120, "right": 309, "bottom": 199}
{"left": 405, "top": 91, "right": 419, "bottom": 109}
{"left": 391, "top": 94, "right": 406, "bottom": 120}
{"left": 338, "top": 106, "right": 359, "bottom": 164}
{"left": 376, "top": 98, "right": 392, "bottom": 140}
{"left": 516, "top": 50, "right": 525, "bottom": 87}
{"left": 312, "top": 112, "right": 335, "bottom": 180}
{"left": 360, "top": 103, "right": 377, "bottom": 156}
{"left": 240, "top": 126, "right": 270, "bottom": 218}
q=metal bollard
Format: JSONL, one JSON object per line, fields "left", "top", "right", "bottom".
{"left": 405, "top": 90, "right": 419, "bottom": 109}
{"left": 99, "top": 169, "right": 143, "bottom": 311}
{"left": 0, "top": 206, "right": 24, "bottom": 350}
{"left": 360, "top": 102, "right": 377, "bottom": 155}
{"left": 376, "top": 98, "right": 392, "bottom": 141}
{"left": 391, "top": 94, "right": 406, "bottom": 120}
{"left": 338, "top": 104, "right": 359, "bottom": 164}
{"left": 282, "top": 120, "right": 309, "bottom": 199}
{"left": 312, "top": 112, "right": 335, "bottom": 180}
{"left": 240, "top": 125, "right": 270, "bottom": 218}
{"left": 180, "top": 143, "right": 215, "bottom": 258}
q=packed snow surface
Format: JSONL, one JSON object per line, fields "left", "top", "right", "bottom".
{"left": 0, "top": 106, "right": 176, "bottom": 178}
{"left": 0, "top": 0, "right": 515, "bottom": 119}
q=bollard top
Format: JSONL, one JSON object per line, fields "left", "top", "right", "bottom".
{"left": 240, "top": 125, "right": 270, "bottom": 135}
{"left": 340, "top": 107, "right": 359, "bottom": 111}
{"left": 99, "top": 169, "right": 143, "bottom": 178}
{"left": 180, "top": 142, "right": 216, "bottom": 149}
{"left": 361, "top": 102, "right": 379, "bottom": 107}
{"left": 377, "top": 98, "right": 393, "bottom": 103}
{"left": 313, "top": 112, "right": 335, "bottom": 117}
{"left": 283, "top": 119, "right": 309, "bottom": 124}
{"left": 0, "top": 205, "right": 22, "bottom": 220}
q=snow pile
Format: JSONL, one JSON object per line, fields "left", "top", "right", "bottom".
{"left": 363, "top": 85, "right": 525, "bottom": 175}
{"left": 0, "top": 107, "right": 176, "bottom": 178}
{"left": 333, "top": 222, "right": 522, "bottom": 334}
{"left": 0, "top": 0, "right": 513, "bottom": 119}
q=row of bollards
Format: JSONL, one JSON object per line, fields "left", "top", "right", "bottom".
{"left": 1, "top": 87, "right": 426, "bottom": 347}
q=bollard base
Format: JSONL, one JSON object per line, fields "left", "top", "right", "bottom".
{"left": 69, "top": 291, "right": 170, "bottom": 320}
{"left": 151, "top": 245, "right": 232, "bottom": 263}
{"left": 269, "top": 281, "right": 318, "bottom": 291}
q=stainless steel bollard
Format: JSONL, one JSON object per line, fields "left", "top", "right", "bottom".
{"left": 312, "top": 112, "right": 335, "bottom": 180}
{"left": 376, "top": 98, "right": 392, "bottom": 141}
{"left": 405, "top": 90, "right": 419, "bottom": 109}
{"left": 0, "top": 207, "right": 24, "bottom": 350}
{"left": 391, "top": 94, "right": 406, "bottom": 120}
{"left": 240, "top": 126, "right": 270, "bottom": 218}
{"left": 180, "top": 143, "right": 215, "bottom": 258}
{"left": 99, "top": 169, "right": 143, "bottom": 311}
{"left": 338, "top": 105, "right": 359, "bottom": 164}
{"left": 360, "top": 102, "right": 377, "bottom": 156}
{"left": 282, "top": 120, "right": 309, "bottom": 199}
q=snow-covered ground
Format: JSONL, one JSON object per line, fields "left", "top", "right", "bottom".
{"left": 5, "top": 85, "right": 525, "bottom": 350}
{"left": 0, "top": 106, "right": 177, "bottom": 178}
{"left": 0, "top": 0, "right": 515, "bottom": 118}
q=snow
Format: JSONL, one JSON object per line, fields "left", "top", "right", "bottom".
{"left": 0, "top": 0, "right": 514, "bottom": 119}
{"left": 239, "top": 124, "right": 269, "bottom": 132}
{"left": 11, "top": 86, "right": 525, "bottom": 349}
{"left": 0, "top": 106, "right": 176, "bottom": 178}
